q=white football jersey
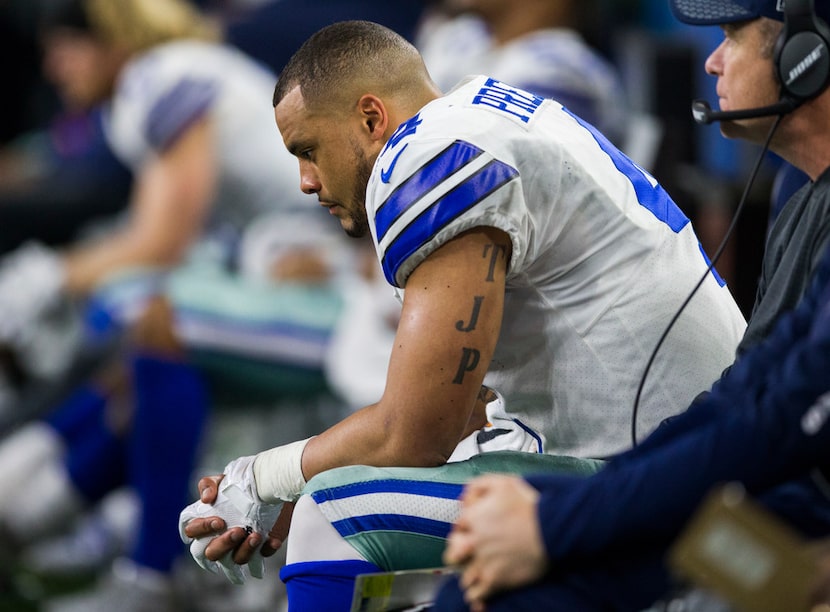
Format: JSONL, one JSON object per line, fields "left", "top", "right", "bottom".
{"left": 104, "top": 40, "right": 312, "bottom": 235}
{"left": 366, "top": 76, "right": 746, "bottom": 458}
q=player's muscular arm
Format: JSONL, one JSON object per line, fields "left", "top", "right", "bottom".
{"left": 63, "top": 116, "right": 217, "bottom": 295}
{"left": 301, "top": 226, "right": 511, "bottom": 476}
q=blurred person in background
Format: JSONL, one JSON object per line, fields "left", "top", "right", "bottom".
{"left": 0, "top": 1, "right": 134, "bottom": 419}
{"left": 0, "top": 0, "right": 431, "bottom": 420}
{"left": 415, "top": 0, "right": 631, "bottom": 148}
{"left": 0, "top": 0, "right": 355, "bottom": 610}
{"left": 0, "top": 107, "right": 132, "bottom": 258}
{"left": 219, "top": 0, "right": 427, "bottom": 76}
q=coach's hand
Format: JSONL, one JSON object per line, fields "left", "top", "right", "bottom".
{"left": 444, "top": 474, "right": 548, "bottom": 607}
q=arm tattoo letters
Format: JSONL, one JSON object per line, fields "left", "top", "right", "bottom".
{"left": 452, "top": 241, "right": 507, "bottom": 384}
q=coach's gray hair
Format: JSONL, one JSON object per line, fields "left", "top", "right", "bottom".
{"left": 760, "top": 18, "right": 784, "bottom": 58}
{"left": 272, "top": 20, "right": 427, "bottom": 110}
{"left": 759, "top": 18, "right": 785, "bottom": 87}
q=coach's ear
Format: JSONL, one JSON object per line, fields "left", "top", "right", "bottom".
{"left": 356, "top": 94, "right": 389, "bottom": 143}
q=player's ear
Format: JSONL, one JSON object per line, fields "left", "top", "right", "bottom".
{"left": 356, "top": 94, "right": 388, "bottom": 142}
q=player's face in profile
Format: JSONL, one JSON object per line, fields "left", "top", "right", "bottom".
{"left": 276, "top": 86, "right": 371, "bottom": 237}
{"left": 704, "top": 20, "right": 781, "bottom": 142}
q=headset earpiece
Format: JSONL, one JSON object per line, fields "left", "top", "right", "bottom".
{"left": 774, "top": 0, "right": 830, "bottom": 101}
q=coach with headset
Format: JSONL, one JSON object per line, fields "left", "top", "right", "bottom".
{"left": 436, "top": 0, "right": 830, "bottom": 610}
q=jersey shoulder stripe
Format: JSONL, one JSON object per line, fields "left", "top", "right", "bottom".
{"left": 375, "top": 139, "right": 483, "bottom": 241}
{"left": 145, "top": 77, "right": 216, "bottom": 152}
{"left": 377, "top": 140, "right": 519, "bottom": 286}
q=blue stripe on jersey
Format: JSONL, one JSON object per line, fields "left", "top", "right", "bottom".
{"left": 332, "top": 514, "right": 452, "bottom": 539}
{"left": 560, "top": 107, "right": 689, "bottom": 234}
{"left": 146, "top": 78, "right": 216, "bottom": 151}
{"left": 375, "top": 140, "right": 484, "bottom": 241}
{"left": 699, "top": 243, "right": 726, "bottom": 287}
{"left": 379, "top": 147, "right": 519, "bottom": 286}
{"left": 310, "top": 479, "right": 464, "bottom": 504}
{"left": 565, "top": 107, "right": 727, "bottom": 287}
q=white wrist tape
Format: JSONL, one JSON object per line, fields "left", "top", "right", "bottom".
{"left": 253, "top": 437, "right": 313, "bottom": 503}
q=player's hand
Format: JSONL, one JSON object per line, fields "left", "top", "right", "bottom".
{"left": 443, "top": 474, "right": 548, "bottom": 607}
{"left": 183, "top": 474, "right": 294, "bottom": 559}
{"left": 179, "top": 457, "right": 286, "bottom": 584}
{"left": 0, "top": 242, "right": 65, "bottom": 345}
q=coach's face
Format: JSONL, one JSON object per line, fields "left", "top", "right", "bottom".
{"left": 275, "top": 86, "right": 374, "bottom": 238}
{"left": 704, "top": 18, "right": 782, "bottom": 142}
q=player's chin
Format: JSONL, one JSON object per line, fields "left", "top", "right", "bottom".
{"left": 343, "top": 218, "right": 369, "bottom": 239}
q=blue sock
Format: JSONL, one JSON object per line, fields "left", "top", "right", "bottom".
{"left": 128, "top": 352, "right": 208, "bottom": 573}
{"left": 45, "top": 384, "right": 128, "bottom": 503}
{"left": 281, "top": 560, "right": 384, "bottom": 611}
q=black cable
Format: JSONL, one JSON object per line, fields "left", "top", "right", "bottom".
{"left": 630, "top": 114, "right": 785, "bottom": 447}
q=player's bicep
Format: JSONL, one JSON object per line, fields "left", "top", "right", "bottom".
{"left": 381, "top": 226, "right": 511, "bottom": 441}
{"left": 133, "top": 116, "right": 217, "bottom": 259}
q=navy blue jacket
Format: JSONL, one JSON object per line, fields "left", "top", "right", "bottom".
{"left": 528, "top": 245, "right": 830, "bottom": 564}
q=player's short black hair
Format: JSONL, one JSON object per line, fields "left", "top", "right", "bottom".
{"left": 272, "top": 20, "right": 418, "bottom": 109}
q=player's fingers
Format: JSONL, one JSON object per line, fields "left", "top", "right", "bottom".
{"left": 259, "top": 501, "right": 294, "bottom": 557}
{"left": 231, "top": 532, "right": 261, "bottom": 565}
{"left": 260, "top": 535, "right": 284, "bottom": 557}
{"left": 270, "top": 501, "right": 295, "bottom": 542}
{"left": 197, "top": 474, "right": 224, "bottom": 503}
{"left": 183, "top": 516, "right": 226, "bottom": 540}
{"left": 204, "top": 526, "right": 247, "bottom": 561}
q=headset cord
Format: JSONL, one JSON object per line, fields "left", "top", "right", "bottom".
{"left": 630, "top": 114, "right": 785, "bottom": 447}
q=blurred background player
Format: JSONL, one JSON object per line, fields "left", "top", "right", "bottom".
{"left": 0, "top": 0, "right": 432, "bottom": 420}
{"left": 0, "top": 0, "right": 358, "bottom": 610}
{"left": 415, "top": 0, "right": 632, "bottom": 148}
